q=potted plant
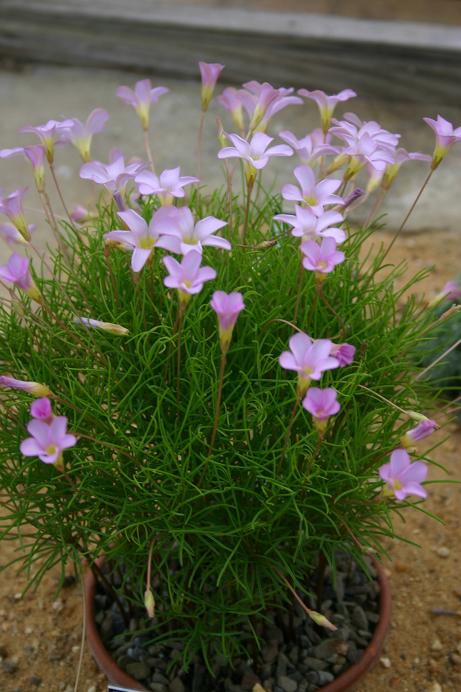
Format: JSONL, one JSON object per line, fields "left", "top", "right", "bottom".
{"left": 0, "top": 64, "right": 459, "bottom": 692}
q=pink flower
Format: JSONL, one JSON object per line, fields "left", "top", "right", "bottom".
{"left": 31, "top": 397, "right": 53, "bottom": 423}
{"left": 402, "top": 419, "right": 438, "bottom": 448}
{"left": 279, "top": 332, "right": 339, "bottom": 395}
{"left": 274, "top": 206, "right": 345, "bottom": 244}
{"left": 441, "top": 281, "right": 461, "bottom": 301}
{"left": 116, "top": 79, "right": 169, "bottom": 129}
{"left": 0, "top": 188, "right": 31, "bottom": 241}
{"left": 218, "top": 87, "right": 244, "bottom": 131}
{"left": 20, "top": 416, "right": 77, "bottom": 470}
{"left": 199, "top": 62, "right": 225, "bottom": 110}
{"left": 281, "top": 165, "right": 343, "bottom": 213}
{"left": 210, "top": 290, "right": 245, "bottom": 351}
{"left": 135, "top": 167, "right": 199, "bottom": 204}
{"left": 0, "top": 222, "right": 35, "bottom": 246}
{"left": 70, "top": 205, "right": 92, "bottom": 224}
{"left": 279, "top": 129, "right": 338, "bottom": 165}
{"left": 303, "top": 387, "right": 340, "bottom": 431}
{"left": 382, "top": 147, "right": 431, "bottom": 190}
{"left": 59, "top": 108, "right": 109, "bottom": 161}
{"left": 429, "top": 281, "right": 461, "bottom": 307}
{"left": 332, "top": 114, "right": 400, "bottom": 151}
{"left": 330, "top": 342, "right": 355, "bottom": 367}
{"left": 218, "top": 132, "right": 292, "bottom": 180}
{"left": 104, "top": 207, "right": 176, "bottom": 273}
{"left": 0, "top": 145, "right": 46, "bottom": 192}
{"left": 20, "top": 119, "right": 74, "bottom": 163}
{"left": 154, "top": 207, "right": 229, "bottom": 255}
{"left": 0, "top": 376, "right": 51, "bottom": 397}
{"left": 0, "top": 253, "right": 41, "bottom": 301}
{"left": 379, "top": 448, "right": 428, "bottom": 501}
{"left": 80, "top": 150, "right": 145, "bottom": 193}
{"left": 423, "top": 115, "right": 461, "bottom": 168}
{"left": 163, "top": 251, "right": 216, "bottom": 303}
{"left": 240, "top": 81, "right": 302, "bottom": 132}
{"left": 298, "top": 89, "right": 357, "bottom": 132}
{"left": 301, "top": 237, "right": 345, "bottom": 277}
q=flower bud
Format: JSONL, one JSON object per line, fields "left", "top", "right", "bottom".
{"left": 144, "top": 588, "right": 155, "bottom": 619}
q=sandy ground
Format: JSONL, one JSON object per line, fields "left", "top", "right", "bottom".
{"left": 0, "top": 230, "right": 460, "bottom": 692}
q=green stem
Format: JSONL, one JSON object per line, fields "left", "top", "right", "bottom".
{"left": 384, "top": 169, "right": 434, "bottom": 259}
{"left": 143, "top": 127, "right": 156, "bottom": 173}
{"left": 197, "top": 111, "right": 205, "bottom": 179}
{"left": 209, "top": 349, "right": 227, "bottom": 454}
{"left": 49, "top": 162, "right": 74, "bottom": 225}
{"left": 317, "top": 281, "right": 346, "bottom": 337}
{"left": 241, "top": 177, "right": 255, "bottom": 241}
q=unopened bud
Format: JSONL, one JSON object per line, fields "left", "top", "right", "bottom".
{"left": 308, "top": 608, "right": 337, "bottom": 631}
{"left": 144, "top": 588, "right": 155, "bottom": 619}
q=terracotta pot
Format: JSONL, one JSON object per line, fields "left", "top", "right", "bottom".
{"left": 85, "top": 559, "right": 391, "bottom": 692}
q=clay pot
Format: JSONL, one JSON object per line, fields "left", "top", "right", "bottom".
{"left": 85, "top": 559, "right": 391, "bottom": 692}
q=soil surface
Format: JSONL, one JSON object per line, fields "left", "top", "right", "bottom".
{"left": 0, "top": 229, "right": 460, "bottom": 692}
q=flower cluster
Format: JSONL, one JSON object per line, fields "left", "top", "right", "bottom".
{"left": 0, "top": 63, "right": 458, "bottom": 672}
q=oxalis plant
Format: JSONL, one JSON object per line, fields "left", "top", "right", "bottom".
{"left": 0, "top": 63, "right": 460, "bottom": 671}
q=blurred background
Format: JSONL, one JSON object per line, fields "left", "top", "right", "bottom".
{"left": 1, "top": 0, "right": 461, "bottom": 263}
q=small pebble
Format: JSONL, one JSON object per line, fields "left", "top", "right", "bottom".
{"left": 431, "top": 638, "right": 443, "bottom": 651}
{"left": 52, "top": 599, "right": 64, "bottom": 612}
{"left": 29, "top": 676, "right": 42, "bottom": 687}
{"left": 436, "top": 547, "right": 450, "bottom": 558}
{"left": 450, "top": 653, "right": 461, "bottom": 665}
{"left": 426, "top": 683, "right": 442, "bottom": 692}
{"left": 380, "top": 656, "right": 392, "bottom": 669}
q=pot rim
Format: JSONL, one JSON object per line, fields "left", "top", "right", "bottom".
{"left": 85, "top": 556, "right": 391, "bottom": 692}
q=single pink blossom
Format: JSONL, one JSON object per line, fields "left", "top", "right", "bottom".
{"left": 20, "top": 416, "right": 77, "bottom": 469}
{"left": 116, "top": 79, "right": 169, "bottom": 129}
{"left": 218, "top": 132, "right": 292, "bottom": 180}
{"left": 281, "top": 165, "right": 343, "bottom": 213}
{"left": 135, "top": 167, "right": 199, "bottom": 204}
{"left": 80, "top": 150, "right": 145, "bottom": 201}
{"left": 59, "top": 108, "right": 109, "bottom": 161}
{"left": 31, "top": 397, "right": 54, "bottom": 423}
{"left": 441, "top": 281, "right": 461, "bottom": 301}
{"left": 0, "top": 376, "right": 51, "bottom": 397}
{"left": 301, "top": 237, "right": 345, "bottom": 277}
{"left": 423, "top": 114, "right": 461, "bottom": 168}
{"left": 429, "top": 280, "right": 461, "bottom": 307}
{"left": 163, "top": 251, "right": 216, "bottom": 302}
{"left": 199, "top": 62, "right": 225, "bottom": 110}
{"left": 240, "top": 81, "right": 303, "bottom": 132}
{"left": 70, "top": 205, "right": 91, "bottom": 224}
{"left": 210, "top": 290, "right": 245, "bottom": 350}
{"left": 218, "top": 87, "right": 244, "bottom": 131}
{"left": 0, "top": 222, "right": 35, "bottom": 246}
{"left": 154, "top": 207, "right": 229, "bottom": 255}
{"left": 104, "top": 207, "right": 177, "bottom": 272}
{"left": 20, "top": 119, "right": 74, "bottom": 163}
{"left": 298, "top": 89, "right": 357, "bottom": 132}
{"left": 0, "top": 145, "right": 46, "bottom": 192}
{"left": 332, "top": 113, "right": 400, "bottom": 151}
{"left": 303, "top": 387, "right": 340, "bottom": 432}
{"left": 0, "top": 187, "right": 31, "bottom": 241}
{"left": 402, "top": 419, "right": 438, "bottom": 448}
{"left": 279, "top": 332, "right": 339, "bottom": 394}
{"left": 279, "top": 129, "right": 338, "bottom": 165}
{"left": 381, "top": 147, "right": 431, "bottom": 190}
{"left": 0, "top": 253, "right": 41, "bottom": 301}
{"left": 379, "top": 448, "right": 428, "bottom": 501}
{"left": 274, "top": 206, "right": 346, "bottom": 244}
{"left": 330, "top": 342, "right": 356, "bottom": 366}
